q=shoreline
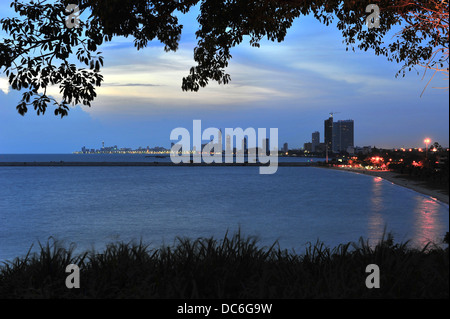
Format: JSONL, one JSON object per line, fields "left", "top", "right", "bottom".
{"left": 324, "top": 167, "right": 449, "bottom": 205}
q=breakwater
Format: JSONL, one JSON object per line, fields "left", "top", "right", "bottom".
{"left": 0, "top": 162, "right": 317, "bottom": 167}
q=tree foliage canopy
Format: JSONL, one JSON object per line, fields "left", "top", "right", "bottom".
{"left": 0, "top": 0, "right": 448, "bottom": 117}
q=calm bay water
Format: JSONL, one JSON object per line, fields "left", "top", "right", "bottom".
{"left": 0, "top": 154, "right": 448, "bottom": 262}
{"left": 0, "top": 153, "right": 321, "bottom": 163}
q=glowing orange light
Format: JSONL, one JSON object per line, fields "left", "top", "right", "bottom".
{"left": 412, "top": 161, "right": 423, "bottom": 167}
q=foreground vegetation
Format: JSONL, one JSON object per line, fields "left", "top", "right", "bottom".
{"left": 0, "top": 232, "right": 448, "bottom": 299}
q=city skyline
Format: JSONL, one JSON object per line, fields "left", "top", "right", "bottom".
{"left": 11, "top": 108, "right": 450, "bottom": 155}
{"left": 0, "top": 3, "right": 448, "bottom": 154}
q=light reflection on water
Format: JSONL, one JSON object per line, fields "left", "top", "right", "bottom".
{"left": 367, "top": 177, "right": 386, "bottom": 246}
{"left": 366, "top": 175, "right": 448, "bottom": 249}
{"left": 413, "top": 197, "right": 444, "bottom": 248}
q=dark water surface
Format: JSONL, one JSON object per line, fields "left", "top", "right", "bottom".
{"left": 0, "top": 159, "right": 448, "bottom": 261}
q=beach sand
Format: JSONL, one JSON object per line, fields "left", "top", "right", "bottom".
{"left": 325, "top": 167, "right": 449, "bottom": 205}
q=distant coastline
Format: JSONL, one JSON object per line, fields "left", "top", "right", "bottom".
{"left": 0, "top": 161, "right": 315, "bottom": 167}
{"left": 325, "top": 166, "right": 449, "bottom": 205}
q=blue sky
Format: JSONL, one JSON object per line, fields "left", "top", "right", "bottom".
{"left": 0, "top": 2, "right": 448, "bottom": 153}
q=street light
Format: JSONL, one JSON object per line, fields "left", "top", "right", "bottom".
{"left": 424, "top": 138, "right": 431, "bottom": 158}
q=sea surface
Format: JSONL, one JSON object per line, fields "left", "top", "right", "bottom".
{"left": 0, "top": 153, "right": 319, "bottom": 163}
{"left": 0, "top": 154, "right": 448, "bottom": 261}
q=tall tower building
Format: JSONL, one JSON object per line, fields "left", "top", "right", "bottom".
{"left": 324, "top": 116, "right": 333, "bottom": 153}
{"left": 214, "top": 129, "right": 223, "bottom": 154}
{"left": 332, "top": 121, "right": 341, "bottom": 153}
{"left": 262, "top": 138, "right": 270, "bottom": 155}
{"left": 312, "top": 131, "right": 320, "bottom": 152}
{"left": 226, "top": 134, "right": 231, "bottom": 153}
{"left": 332, "top": 120, "right": 354, "bottom": 153}
{"left": 218, "top": 129, "right": 222, "bottom": 149}
{"left": 242, "top": 137, "right": 248, "bottom": 153}
{"left": 339, "top": 120, "right": 354, "bottom": 152}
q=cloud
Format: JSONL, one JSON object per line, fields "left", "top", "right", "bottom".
{"left": 69, "top": 46, "right": 301, "bottom": 118}
{"left": 103, "top": 83, "right": 162, "bottom": 87}
{"left": 0, "top": 77, "right": 10, "bottom": 95}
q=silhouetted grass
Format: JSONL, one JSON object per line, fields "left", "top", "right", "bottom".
{"left": 0, "top": 231, "right": 448, "bottom": 299}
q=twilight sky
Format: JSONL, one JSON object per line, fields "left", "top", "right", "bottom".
{"left": 0, "top": 2, "right": 448, "bottom": 154}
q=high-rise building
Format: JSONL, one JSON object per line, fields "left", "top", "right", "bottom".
{"left": 242, "top": 137, "right": 247, "bottom": 153}
{"left": 260, "top": 138, "right": 270, "bottom": 155}
{"left": 339, "top": 120, "right": 354, "bottom": 152}
{"left": 324, "top": 114, "right": 354, "bottom": 153}
{"left": 312, "top": 131, "right": 320, "bottom": 152}
{"left": 226, "top": 134, "right": 231, "bottom": 153}
{"left": 218, "top": 129, "right": 223, "bottom": 150}
{"left": 324, "top": 116, "right": 333, "bottom": 153}
{"left": 332, "top": 120, "right": 354, "bottom": 153}
{"left": 332, "top": 122, "right": 340, "bottom": 153}
{"left": 283, "top": 143, "right": 288, "bottom": 153}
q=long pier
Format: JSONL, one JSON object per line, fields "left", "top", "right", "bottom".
{"left": 0, "top": 162, "right": 317, "bottom": 167}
